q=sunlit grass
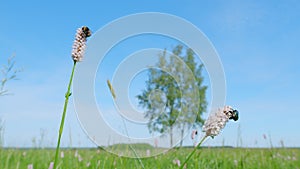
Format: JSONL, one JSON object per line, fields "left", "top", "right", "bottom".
{"left": 1, "top": 147, "right": 299, "bottom": 169}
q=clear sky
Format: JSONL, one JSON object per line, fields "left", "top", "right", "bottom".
{"left": 0, "top": 0, "right": 300, "bottom": 148}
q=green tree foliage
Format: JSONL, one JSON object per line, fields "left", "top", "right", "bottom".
{"left": 137, "top": 45, "right": 207, "bottom": 147}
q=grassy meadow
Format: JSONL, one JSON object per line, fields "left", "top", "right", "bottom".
{"left": 1, "top": 146, "right": 299, "bottom": 169}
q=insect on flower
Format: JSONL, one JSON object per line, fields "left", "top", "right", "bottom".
{"left": 202, "top": 105, "right": 239, "bottom": 138}
{"left": 72, "top": 26, "right": 92, "bottom": 62}
{"left": 226, "top": 109, "right": 239, "bottom": 121}
{"left": 81, "top": 26, "right": 92, "bottom": 37}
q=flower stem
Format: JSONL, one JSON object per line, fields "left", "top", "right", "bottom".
{"left": 54, "top": 61, "right": 77, "bottom": 169}
{"left": 180, "top": 135, "right": 208, "bottom": 169}
{"left": 122, "top": 118, "right": 145, "bottom": 169}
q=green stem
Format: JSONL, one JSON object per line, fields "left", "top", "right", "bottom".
{"left": 179, "top": 135, "right": 208, "bottom": 169}
{"left": 128, "top": 144, "right": 145, "bottom": 169}
{"left": 108, "top": 84, "right": 145, "bottom": 169}
{"left": 120, "top": 105, "right": 145, "bottom": 169}
{"left": 54, "top": 61, "right": 77, "bottom": 169}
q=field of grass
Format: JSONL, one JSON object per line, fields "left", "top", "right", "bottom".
{"left": 1, "top": 147, "right": 299, "bottom": 169}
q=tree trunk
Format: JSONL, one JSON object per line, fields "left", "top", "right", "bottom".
{"left": 170, "top": 125, "right": 173, "bottom": 148}
{"left": 179, "top": 123, "right": 186, "bottom": 148}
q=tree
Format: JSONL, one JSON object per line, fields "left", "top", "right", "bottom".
{"left": 137, "top": 45, "right": 207, "bottom": 147}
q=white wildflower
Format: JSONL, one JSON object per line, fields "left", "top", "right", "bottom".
{"left": 71, "top": 26, "right": 91, "bottom": 62}
{"left": 60, "top": 151, "right": 64, "bottom": 158}
{"left": 146, "top": 149, "right": 151, "bottom": 157}
{"left": 202, "top": 106, "right": 239, "bottom": 138}
{"left": 78, "top": 155, "right": 83, "bottom": 162}
{"left": 234, "top": 159, "right": 238, "bottom": 166}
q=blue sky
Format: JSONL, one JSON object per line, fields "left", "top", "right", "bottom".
{"left": 0, "top": 0, "right": 300, "bottom": 148}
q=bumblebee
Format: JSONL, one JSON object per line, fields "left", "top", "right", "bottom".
{"left": 229, "top": 109, "right": 239, "bottom": 121}
{"left": 82, "top": 26, "right": 92, "bottom": 37}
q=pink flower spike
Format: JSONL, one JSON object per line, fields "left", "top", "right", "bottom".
{"left": 173, "top": 159, "right": 181, "bottom": 167}
{"left": 191, "top": 130, "right": 198, "bottom": 140}
{"left": 154, "top": 138, "right": 158, "bottom": 148}
{"left": 202, "top": 105, "right": 239, "bottom": 138}
{"left": 71, "top": 26, "right": 91, "bottom": 62}
{"left": 60, "top": 151, "right": 64, "bottom": 158}
{"left": 48, "top": 162, "right": 54, "bottom": 169}
{"left": 27, "top": 164, "right": 33, "bottom": 169}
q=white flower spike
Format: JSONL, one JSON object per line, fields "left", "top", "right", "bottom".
{"left": 71, "top": 26, "right": 91, "bottom": 62}
{"left": 202, "top": 105, "right": 239, "bottom": 138}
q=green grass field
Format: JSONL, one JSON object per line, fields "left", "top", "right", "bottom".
{"left": 1, "top": 147, "right": 299, "bottom": 169}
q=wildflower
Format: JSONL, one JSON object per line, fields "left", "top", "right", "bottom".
{"left": 181, "top": 105, "right": 239, "bottom": 169}
{"left": 71, "top": 26, "right": 91, "bottom": 62}
{"left": 191, "top": 130, "right": 198, "bottom": 147}
{"left": 191, "top": 130, "right": 197, "bottom": 140}
{"left": 202, "top": 106, "right": 239, "bottom": 138}
{"left": 86, "top": 162, "right": 91, "bottom": 167}
{"left": 48, "top": 162, "right": 54, "bottom": 169}
{"left": 27, "top": 164, "right": 33, "bottom": 169}
{"left": 96, "top": 160, "right": 101, "bottom": 167}
{"left": 274, "top": 152, "right": 281, "bottom": 159}
{"left": 60, "top": 151, "right": 64, "bottom": 158}
{"left": 146, "top": 149, "right": 150, "bottom": 157}
{"left": 234, "top": 159, "right": 238, "bottom": 166}
{"left": 173, "top": 159, "right": 181, "bottom": 167}
{"left": 154, "top": 138, "right": 158, "bottom": 148}
{"left": 78, "top": 155, "right": 83, "bottom": 162}
{"left": 75, "top": 150, "right": 78, "bottom": 157}
{"left": 53, "top": 26, "right": 91, "bottom": 169}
